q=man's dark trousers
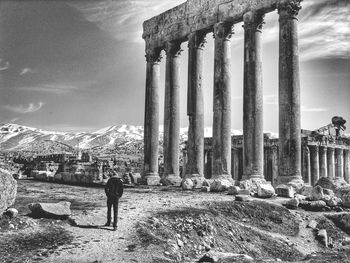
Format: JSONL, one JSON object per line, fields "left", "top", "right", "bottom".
{"left": 106, "top": 196, "right": 119, "bottom": 227}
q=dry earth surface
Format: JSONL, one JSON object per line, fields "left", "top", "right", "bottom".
{"left": 1, "top": 180, "right": 350, "bottom": 263}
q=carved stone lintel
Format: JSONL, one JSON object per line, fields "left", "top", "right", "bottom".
{"left": 278, "top": 0, "right": 303, "bottom": 19}
{"left": 165, "top": 41, "right": 183, "bottom": 57}
{"left": 145, "top": 48, "right": 162, "bottom": 63}
{"left": 243, "top": 11, "right": 265, "bottom": 32}
{"left": 213, "top": 22, "right": 234, "bottom": 40}
{"left": 188, "top": 31, "right": 207, "bottom": 50}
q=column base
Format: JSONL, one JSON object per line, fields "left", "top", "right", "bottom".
{"left": 161, "top": 174, "right": 182, "bottom": 187}
{"left": 239, "top": 177, "right": 267, "bottom": 192}
{"left": 183, "top": 174, "right": 205, "bottom": 189}
{"left": 277, "top": 176, "right": 304, "bottom": 191}
{"left": 140, "top": 173, "right": 160, "bottom": 186}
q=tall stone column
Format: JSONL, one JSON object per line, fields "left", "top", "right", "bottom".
{"left": 143, "top": 47, "right": 162, "bottom": 185}
{"left": 327, "top": 147, "right": 335, "bottom": 179}
{"left": 344, "top": 149, "right": 350, "bottom": 183}
{"left": 162, "top": 41, "right": 182, "bottom": 186}
{"left": 335, "top": 148, "right": 344, "bottom": 179}
{"left": 309, "top": 145, "right": 319, "bottom": 186}
{"left": 302, "top": 145, "right": 311, "bottom": 185}
{"left": 185, "top": 31, "right": 206, "bottom": 187}
{"left": 242, "top": 11, "right": 265, "bottom": 181}
{"left": 212, "top": 22, "right": 234, "bottom": 180}
{"left": 277, "top": 0, "right": 303, "bottom": 188}
{"left": 319, "top": 146, "right": 328, "bottom": 178}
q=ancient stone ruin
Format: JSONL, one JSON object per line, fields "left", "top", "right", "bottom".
{"left": 142, "top": 0, "right": 305, "bottom": 188}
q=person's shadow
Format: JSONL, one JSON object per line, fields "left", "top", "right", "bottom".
{"left": 68, "top": 218, "right": 116, "bottom": 231}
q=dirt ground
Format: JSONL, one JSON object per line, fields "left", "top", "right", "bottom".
{"left": 1, "top": 180, "right": 350, "bottom": 263}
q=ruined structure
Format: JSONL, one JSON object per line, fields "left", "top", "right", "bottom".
{"left": 195, "top": 131, "right": 350, "bottom": 186}
{"left": 142, "top": 0, "right": 304, "bottom": 186}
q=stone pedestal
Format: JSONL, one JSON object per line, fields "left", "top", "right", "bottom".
{"left": 212, "top": 22, "right": 233, "bottom": 180}
{"left": 143, "top": 48, "right": 162, "bottom": 185}
{"left": 162, "top": 41, "right": 182, "bottom": 186}
{"left": 242, "top": 11, "right": 265, "bottom": 181}
{"left": 277, "top": 0, "right": 303, "bottom": 188}
{"left": 185, "top": 32, "right": 206, "bottom": 183}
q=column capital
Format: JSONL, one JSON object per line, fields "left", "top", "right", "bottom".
{"left": 145, "top": 47, "right": 162, "bottom": 63}
{"left": 278, "top": 0, "right": 303, "bottom": 19}
{"left": 188, "top": 31, "right": 207, "bottom": 50}
{"left": 213, "top": 22, "right": 234, "bottom": 40}
{"left": 243, "top": 11, "right": 265, "bottom": 32}
{"left": 165, "top": 41, "right": 183, "bottom": 58}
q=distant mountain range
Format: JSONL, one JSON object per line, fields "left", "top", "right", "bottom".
{"left": 0, "top": 123, "right": 245, "bottom": 157}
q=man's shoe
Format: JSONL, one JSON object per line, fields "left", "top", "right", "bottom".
{"left": 104, "top": 222, "right": 111, "bottom": 227}
{"left": 113, "top": 226, "right": 117, "bottom": 231}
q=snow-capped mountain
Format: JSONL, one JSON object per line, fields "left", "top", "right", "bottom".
{"left": 0, "top": 123, "right": 145, "bottom": 153}
{"left": 0, "top": 123, "right": 246, "bottom": 155}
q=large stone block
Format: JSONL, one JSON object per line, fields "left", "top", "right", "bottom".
{"left": 0, "top": 169, "right": 17, "bottom": 214}
{"left": 210, "top": 179, "right": 233, "bottom": 192}
{"left": 29, "top": 201, "right": 71, "bottom": 219}
{"left": 276, "top": 184, "right": 295, "bottom": 198}
{"left": 257, "top": 183, "right": 275, "bottom": 198}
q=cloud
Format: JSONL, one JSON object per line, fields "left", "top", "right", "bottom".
{"left": 0, "top": 59, "right": 10, "bottom": 71}
{"left": 69, "top": 0, "right": 179, "bottom": 43}
{"left": 19, "top": 67, "right": 34, "bottom": 75}
{"left": 15, "top": 83, "right": 81, "bottom": 95}
{"left": 301, "top": 106, "right": 329, "bottom": 112}
{"left": 3, "top": 102, "right": 44, "bottom": 114}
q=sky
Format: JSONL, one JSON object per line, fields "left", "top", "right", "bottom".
{"left": 0, "top": 0, "right": 349, "bottom": 133}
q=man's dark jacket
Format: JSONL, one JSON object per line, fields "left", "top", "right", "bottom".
{"left": 105, "top": 177, "right": 124, "bottom": 199}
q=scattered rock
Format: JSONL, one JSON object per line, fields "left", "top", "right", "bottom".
{"left": 285, "top": 198, "right": 299, "bottom": 209}
{"left": 237, "top": 189, "right": 251, "bottom": 196}
{"left": 182, "top": 179, "right": 194, "bottom": 190}
{"left": 295, "top": 194, "right": 307, "bottom": 202}
{"left": 4, "top": 208, "right": 18, "bottom": 218}
{"left": 161, "top": 175, "right": 182, "bottom": 187}
{"left": 227, "top": 186, "right": 241, "bottom": 196}
{"left": 201, "top": 186, "right": 210, "bottom": 192}
{"left": 276, "top": 184, "right": 295, "bottom": 198}
{"left": 317, "top": 229, "right": 328, "bottom": 247}
{"left": 323, "top": 188, "right": 334, "bottom": 197}
{"left": 325, "top": 196, "right": 341, "bottom": 207}
{"left": 307, "top": 220, "right": 318, "bottom": 229}
{"left": 342, "top": 195, "right": 350, "bottom": 208}
{"left": 257, "top": 183, "right": 275, "bottom": 198}
{"left": 210, "top": 179, "right": 233, "bottom": 192}
{"left": 311, "top": 185, "right": 324, "bottom": 201}
{"left": 0, "top": 169, "right": 17, "bottom": 215}
{"left": 299, "top": 185, "right": 313, "bottom": 198}
{"left": 198, "top": 251, "right": 253, "bottom": 262}
{"left": 316, "top": 177, "right": 349, "bottom": 194}
{"left": 299, "top": 200, "right": 327, "bottom": 211}
{"left": 202, "top": 180, "right": 213, "bottom": 187}
{"left": 28, "top": 201, "right": 71, "bottom": 219}
{"left": 235, "top": 195, "right": 252, "bottom": 202}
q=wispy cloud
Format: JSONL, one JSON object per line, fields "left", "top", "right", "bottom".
{"left": 70, "top": 0, "right": 179, "bottom": 43}
{"left": 301, "top": 106, "right": 328, "bottom": 112}
{"left": 19, "top": 67, "right": 35, "bottom": 75}
{"left": 0, "top": 59, "right": 10, "bottom": 71}
{"left": 3, "top": 102, "right": 44, "bottom": 114}
{"left": 15, "top": 83, "right": 80, "bottom": 95}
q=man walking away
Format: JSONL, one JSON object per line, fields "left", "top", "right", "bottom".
{"left": 104, "top": 171, "right": 124, "bottom": 231}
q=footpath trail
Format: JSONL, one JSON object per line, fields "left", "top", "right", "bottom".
{"left": 12, "top": 181, "right": 234, "bottom": 263}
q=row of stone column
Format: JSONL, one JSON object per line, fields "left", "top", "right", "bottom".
{"left": 143, "top": 1, "right": 303, "bottom": 186}
{"left": 303, "top": 146, "right": 350, "bottom": 185}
